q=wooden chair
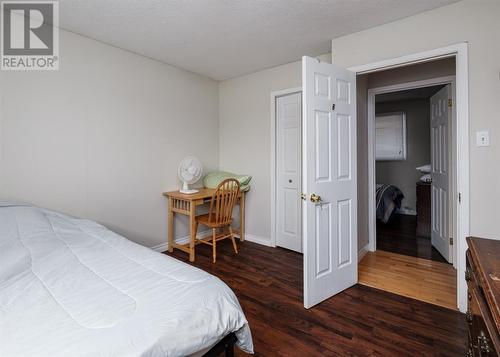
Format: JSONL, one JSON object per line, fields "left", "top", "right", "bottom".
{"left": 195, "top": 179, "right": 241, "bottom": 263}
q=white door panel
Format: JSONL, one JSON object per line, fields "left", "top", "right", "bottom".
{"left": 302, "top": 56, "right": 357, "bottom": 309}
{"left": 430, "top": 85, "right": 452, "bottom": 263}
{"left": 276, "top": 92, "right": 302, "bottom": 253}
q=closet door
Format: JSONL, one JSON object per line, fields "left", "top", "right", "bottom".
{"left": 276, "top": 92, "right": 302, "bottom": 253}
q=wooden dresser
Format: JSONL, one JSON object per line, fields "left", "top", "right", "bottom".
{"left": 416, "top": 181, "right": 431, "bottom": 238}
{"left": 466, "top": 237, "right": 500, "bottom": 356}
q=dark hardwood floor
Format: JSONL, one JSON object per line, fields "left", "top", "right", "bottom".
{"left": 165, "top": 240, "right": 466, "bottom": 356}
{"left": 377, "top": 214, "right": 448, "bottom": 263}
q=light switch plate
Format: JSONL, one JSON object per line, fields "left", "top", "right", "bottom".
{"left": 476, "top": 131, "right": 490, "bottom": 147}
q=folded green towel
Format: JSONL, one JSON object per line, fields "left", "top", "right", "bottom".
{"left": 203, "top": 171, "right": 252, "bottom": 192}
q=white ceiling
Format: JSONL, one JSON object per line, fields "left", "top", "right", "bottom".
{"left": 58, "top": 0, "right": 459, "bottom": 80}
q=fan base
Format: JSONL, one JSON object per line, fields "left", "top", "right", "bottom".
{"left": 179, "top": 189, "right": 199, "bottom": 194}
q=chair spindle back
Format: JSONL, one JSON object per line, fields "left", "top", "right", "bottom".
{"left": 208, "top": 179, "right": 240, "bottom": 226}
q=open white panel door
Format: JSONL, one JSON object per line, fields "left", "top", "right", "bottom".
{"left": 430, "top": 85, "right": 452, "bottom": 263}
{"left": 302, "top": 56, "right": 357, "bottom": 309}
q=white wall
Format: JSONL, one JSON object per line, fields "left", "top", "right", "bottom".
{"left": 332, "top": 0, "right": 500, "bottom": 240}
{"left": 0, "top": 29, "right": 219, "bottom": 248}
{"left": 218, "top": 54, "right": 330, "bottom": 243}
{"left": 4, "top": 0, "right": 497, "bottom": 254}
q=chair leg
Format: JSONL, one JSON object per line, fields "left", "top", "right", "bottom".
{"left": 212, "top": 228, "right": 217, "bottom": 263}
{"left": 229, "top": 226, "right": 238, "bottom": 254}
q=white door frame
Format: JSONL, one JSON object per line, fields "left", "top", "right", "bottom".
{"left": 270, "top": 87, "right": 302, "bottom": 248}
{"left": 348, "top": 43, "right": 469, "bottom": 312}
{"left": 366, "top": 75, "right": 456, "bottom": 263}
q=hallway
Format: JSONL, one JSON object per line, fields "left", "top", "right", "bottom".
{"left": 359, "top": 250, "right": 457, "bottom": 310}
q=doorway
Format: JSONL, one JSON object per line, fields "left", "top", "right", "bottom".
{"left": 365, "top": 75, "right": 457, "bottom": 266}
{"left": 358, "top": 78, "right": 458, "bottom": 310}
{"left": 348, "top": 45, "right": 469, "bottom": 316}
{"left": 273, "top": 90, "right": 303, "bottom": 253}
{"left": 272, "top": 44, "right": 469, "bottom": 311}
{"left": 374, "top": 85, "right": 449, "bottom": 262}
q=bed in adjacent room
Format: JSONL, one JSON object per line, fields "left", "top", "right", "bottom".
{"left": 375, "top": 184, "right": 405, "bottom": 224}
{"left": 0, "top": 202, "right": 253, "bottom": 357}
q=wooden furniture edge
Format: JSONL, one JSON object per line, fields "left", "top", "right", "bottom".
{"left": 202, "top": 332, "right": 237, "bottom": 357}
{"left": 467, "top": 236, "right": 500, "bottom": 333}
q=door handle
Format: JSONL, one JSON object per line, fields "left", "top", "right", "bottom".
{"left": 310, "top": 193, "right": 322, "bottom": 203}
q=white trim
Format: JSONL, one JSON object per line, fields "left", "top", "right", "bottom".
{"left": 151, "top": 230, "right": 272, "bottom": 252}
{"left": 367, "top": 83, "right": 377, "bottom": 252}
{"left": 244, "top": 234, "right": 274, "bottom": 247}
{"left": 358, "top": 244, "right": 369, "bottom": 263}
{"left": 270, "top": 87, "right": 302, "bottom": 248}
{"left": 348, "top": 44, "right": 459, "bottom": 75}
{"left": 151, "top": 241, "right": 182, "bottom": 253}
{"left": 349, "top": 43, "right": 469, "bottom": 312}
{"left": 367, "top": 76, "right": 456, "bottom": 94}
{"left": 455, "top": 43, "right": 470, "bottom": 314}
{"left": 150, "top": 230, "right": 211, "bottom": 252}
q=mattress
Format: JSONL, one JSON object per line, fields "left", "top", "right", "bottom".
{"left": 0, "top": 203, "right": 253, "bottom": 356}
{"left": 375, "top": 184, "right": 404, "bottom": 224}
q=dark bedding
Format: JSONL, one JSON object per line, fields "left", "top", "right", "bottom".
{"left": 376, "top": 184, "right": 404, "bottom": 223}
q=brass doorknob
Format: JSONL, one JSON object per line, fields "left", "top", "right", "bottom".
{"left": 310, "top": 193, "right": 322, "bottom": 203}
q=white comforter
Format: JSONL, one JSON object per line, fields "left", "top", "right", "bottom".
{"left": 0, "top": 203, "right": 253, "bottom": 357}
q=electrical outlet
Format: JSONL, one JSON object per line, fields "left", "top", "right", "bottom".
{"left": 476, "top": 131, "right": 490, "bottom": 147}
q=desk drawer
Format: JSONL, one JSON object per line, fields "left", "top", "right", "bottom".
{"left": 469, "top": 287, "right": 498, "bottom": 356}
{"left": 466, "top": 250, "right": 500, "bottom": 356}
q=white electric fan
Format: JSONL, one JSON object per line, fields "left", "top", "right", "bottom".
{"left": 178, "top": 156, "right": 203, "bottom": 194}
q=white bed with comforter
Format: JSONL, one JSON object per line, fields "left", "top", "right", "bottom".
{"left": 0, "top": 203, "right": 253, "bottom": 357}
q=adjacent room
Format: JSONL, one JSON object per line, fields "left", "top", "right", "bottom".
{"left": 374, "top": 85, "right": 446, "bottom": 262}
{"left": 359, "top": 80, "right": 458, "bottom": 310}
{"left": 1, "top": 1, "right": 499, "bottom": 356}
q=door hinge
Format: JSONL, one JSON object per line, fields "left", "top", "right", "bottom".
{"left": 450, "top": 237, "right": 454, "bottom": 245}
{"left": 458, "top": 192, "right": 461, "bottom": 203}
{"left": 448, "top": 99, "right": 452, "bottom": 107}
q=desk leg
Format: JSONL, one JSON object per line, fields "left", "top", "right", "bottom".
{"left": 189, "top": 201, "right": 196, "bottom": 262}
{"left": 239, "top": 192, "right": 245, "bottom": 242}
{"left": 168, "top": 198, "right": 174, "bottom": 253}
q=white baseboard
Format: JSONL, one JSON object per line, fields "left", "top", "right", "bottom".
{"left": 150, "top": 230, "right": 211, "bottom": 253}
{"left": 152, "top": 231, "right": 273, "bottom": 252}
{"left": 358, "top": 243, "right": 370, "bottom": 262}
{"left": 243, "top": 234, "right": 273, "bottom": 247}
{"left": 154, "top": 232, "right": 365, "bottom": 256}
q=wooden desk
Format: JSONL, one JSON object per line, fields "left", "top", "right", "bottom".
{"left": 163, "top": 188, "right": 246, "bottom": 262}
